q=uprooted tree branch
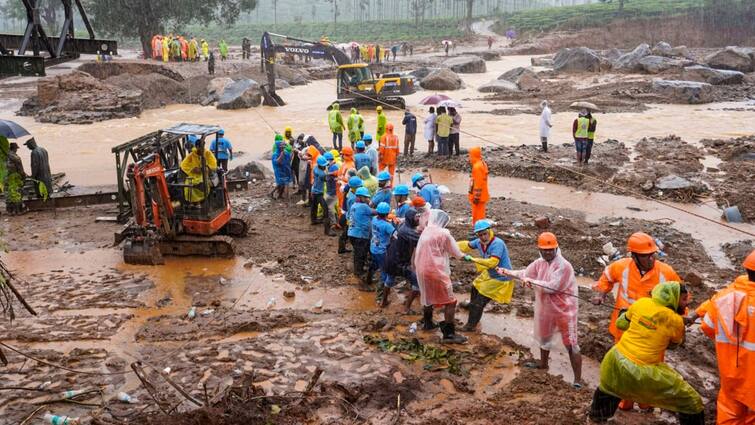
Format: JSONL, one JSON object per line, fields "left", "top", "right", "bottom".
{"left": 0, "top": 258, "right": 37, "bottom": 365}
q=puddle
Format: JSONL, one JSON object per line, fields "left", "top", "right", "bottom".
{"left": 426, "top": 168, "right": 755, "bottom": 268}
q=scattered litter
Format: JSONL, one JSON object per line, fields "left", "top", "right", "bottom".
{"left": 61, "top": 390, "right": 86, "bottom": 399}
{"left": 38, "top": 381, "right": 52, "bottom": 390}
{"left": 408, "top": 322, "right": 418, "bottom": 334}
{"left": 232, "top": 368, "right": 243, "bottom": 377}
{"left": 723, "top": 206, "right": 743, "bottom": 223}
{"left": 201, "top": 309, "right": 215, "bottom": 316}
{"left": 117, "top": 392, "right": 138, "bottom": 404}
{"left": 94, "top": 216, "right": 118, "bottom": 222}
{"left": 602, "top": 242, "right": 616, "bottom": 256}
{"left": 626, "top": 206, "right": 643, "bottom": 212}
{"left": 609, "top": 220, "right": 622, "bottom": 227}
{"left": 187, "top": 306, "right": 197, "bottom": 320}
{"left": 218, "top": 277, "right": 227, "bottom": 285}
{"left": 162, "top": 367, "right": 172, "bottom": 374}
{"left": 44, "top": 413, "right": 80, "bottom": 425}
{"left": 266, "top": 297, "right": 277, "bottom": 309}
{"left": 314, "top": 299, "right": 324, "bottom": 309}
{"left": 301, "top": 275, "right": 314, "bottom": 283}
{"left": 512, "top": 221, "right": 524, "bottom": 228}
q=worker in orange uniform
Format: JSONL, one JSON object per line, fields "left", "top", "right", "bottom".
{"left": 468, "top": 146, "right": 489, "bottom": 224}
{"left": 699, "top": 249, "right": 755, "bottom": 425}
{"left": 379, "top": 123, "right": 399, "bottom": 183}
{"left": 591, "top": 231, "right": 681, "bottom": 412}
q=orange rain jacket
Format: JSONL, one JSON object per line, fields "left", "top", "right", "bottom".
{"left": 700, "top": 275, "right": 755, "bottom": 423}
{"left": 468, "top": 146, "right": 489, "bottom": 204}
{"left": 379, "top": 125, "right": 399, "bottom": 167}
{"left": 594, "top": 258, "right": 681, "bottom": 341}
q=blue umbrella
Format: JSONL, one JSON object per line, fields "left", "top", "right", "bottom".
{"left": 0, "top": 119, "right": 30, "bottom": 139}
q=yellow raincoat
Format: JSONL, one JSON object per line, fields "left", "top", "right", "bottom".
{"left": 161, "top": 37, "right": 170, "bottom": 62}
{"left": 599, "top": 282, "right": 703, "bottom": 415}
{"left": 458, "top": 232, "right": 515, "bottom": 303}
{"left": 180, "top": 148, "right": 217, "bottom": 202}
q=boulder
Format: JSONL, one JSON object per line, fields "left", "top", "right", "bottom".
{"left": 638, "top": 56, "right": 693, "bottom": 74}
{"left": 207, "top": 77, "right": 234, "bottom": 100}
{"left": 614, "top": 43, "right": 651, "bottom": 71}
{"left": 651, "top": 79, "right": 713, "bottom": 104}
{"left": 604, "top": 48, "right": 623, "bottom": 61}
{"left": 478, "top": 79, "right": 519, "bottom": 93}
{"left": 441, "top": 55, "right": 486, "bottom": 73}
{"left": 671, "top": 45, "right": 691, "bottom": 59}
{"left": 530, "top": 56, "right": 553, "bottom": 67}
{"left": 655, "top": 175, "right": 694, "bottom": 190}
{"left": 705, "top": 46, "right": 754, "bottom": 72}
{"left": 651, "top": 41, "right": 674, "bottom": 57}
{"left": 275, "top": 64, "right": 310, "bottom": 85}
{"left": 410, "top": 66, "right": 436, "bottom": 80}
{"left": 466, "top": 50, "right": 500, "bottom": 61}
{"left": 498, "top": 66, "right": 540, "bottom": 90}
{"left": 681, "top": 65, "right": 745, "bottom": 85}
{"left": 552, "top": 47, "right": 601, "bottom": 73}
{"left": 420, "top": 68, "right": 463, "bottom": 90}
{"left": 217, "top": 79, "right": 261, "bottom": 109}
{"left": 275, "top": 79, "right": 290, "bottom": 89}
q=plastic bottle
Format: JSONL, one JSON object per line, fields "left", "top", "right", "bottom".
{"left": 61, "top": 389, "right": 86, "bottom": 399}
{"left": 408, "top": 322, "right": 418, "bottom": 334}
{"left": 187, "top": 306, "right": 197, "bottom": 319}
{"left": 117, "top": 392, "right": 138, "bottom": 404}
{"left": 44, "top": 413, "right": 80, "bottom": 425}
{"left": 266, "top": 297, "right": 276, "bottom": 309}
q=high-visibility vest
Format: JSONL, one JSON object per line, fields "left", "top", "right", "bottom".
{"left": 575, "top": 117, "right": 590, "bottom": 138}
{"left": 588, "top": 117, "right": 597, "bottom": 140}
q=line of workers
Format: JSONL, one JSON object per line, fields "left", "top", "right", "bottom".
{"left": 262, "top": 114, "right": 753, "bottom": 424}
{"left": 150, "top": 35, "right": 229, "bottom": 62}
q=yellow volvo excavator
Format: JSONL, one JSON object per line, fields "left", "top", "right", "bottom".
{"left": 260, "top": 32, "right": 415, "bottom": 109}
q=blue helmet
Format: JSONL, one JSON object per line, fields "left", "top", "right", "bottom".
{"left": 411, "top": 173, "right": 425, "bottom": 186}
{"left": 355, "top": 140, "right": 366, "bottom": 150}
{"left": 393, "top": 184, "right": 409, "bottom": 196}
{"left": 324, "top": 152, "right": 334, "bottom": 161}
{"left": 474, "top": 219, "right": 493, "bottom": 234}
{"left": 187, "top": 135, "right": 198, "bottom": 144}
{"left": 363, "top": 134, "right": 373, "bottom": 143}
{"left": 348, "top": 176, "right": 363, "bottom": 188}
{"left": 355, "top": 187, "right": 370, "bottom": 197}
{"left": 218, "top": 129, "right": 225, "bottom": 136}
{"left": 376, "top": 202, "right": 391, "bottom": 215}
{"left": 377, "top": 171, "right": 391, "bottom": 181}
{"left": 328, "top": 164, "right": 340, "bottom": 173}
{"left": 316, "top": 156, "right": 328, "bottom": 167}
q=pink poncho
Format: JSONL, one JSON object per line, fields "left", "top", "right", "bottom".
{"left": 413, "top": 210, "right": 464, "bottom": 307}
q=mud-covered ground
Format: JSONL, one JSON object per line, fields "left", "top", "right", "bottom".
{"left": 0, "top": 169, "right": 744, "bottom": 424}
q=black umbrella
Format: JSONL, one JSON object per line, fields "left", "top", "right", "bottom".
{"left": 0, "top": 119, "right": 30, "bottom": 139}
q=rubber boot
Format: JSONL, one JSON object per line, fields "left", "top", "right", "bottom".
{"left": 462, "top": 303, "right": 484, "bottom": 332}
{"left": 421, "top": 306, "right": 438, "bottom": 330}
{"left": 678, "top": 412, "right": 705, "bottom": 425}
{"left": 440, "top": 321, "right": 467, "bottom": 344}
{"left": 541, "top": 141, "right": 548, "bottom": 153}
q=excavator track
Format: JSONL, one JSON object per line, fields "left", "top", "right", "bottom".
{"left": 220, "top": 213, "right": 252, "bottom": 238}
{"left": 158, "top": 235, "right": 236, "bottom": 258}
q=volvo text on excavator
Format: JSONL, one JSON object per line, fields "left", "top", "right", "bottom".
{"left": 114, "top": 123, "right": 249, "bottom": 265}
{"left": 260, "top": 32, "right": 415, "bottom": 109}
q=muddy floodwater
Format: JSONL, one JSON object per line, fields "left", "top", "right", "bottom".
{"left": 1, "top": 54, "right": 754, "bottom": 187}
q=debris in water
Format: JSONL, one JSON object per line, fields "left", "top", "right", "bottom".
{"left": 363, "top": 335, "right": 466, "bottom": 375}
{"left": 44, "top": 413, "right": 80, "bottom": 425}
{"left": 117, "top": 392, "right": 138, "bottom": 404}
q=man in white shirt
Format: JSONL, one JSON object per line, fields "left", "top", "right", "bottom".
{"left": 539, "top": 100, "right": 553, "bottom": 153}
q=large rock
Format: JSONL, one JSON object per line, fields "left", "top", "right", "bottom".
{"left": 478, "top": 79, "right": 519, "bottom": 93}
{"left": 651, "top": 41, "right": 674, "bottom": 57}
{"left": 656, "top": 175, "right": 694, "bottom": 190}
{"left": 530, "top": 56, "right": 553, "bottom": 67}
{"left": 652, "top": 79, "right": 713, "bottom": 104}
{"left": 498, "top": 66, "right": 540, "bottom": 89}
{"left": 420, "top": 68, "right": 463, "bottom": 90}
{"left": 468, "top": 50, "right": 501, "bottom": 61}
{"left": 274, "top": 64, "right": 310, "bottom": 85}
{"left": 441, "top": 55, "right": 486, "bottom": 73}
{"left": 217, "top": 79, "right": 261, "bottom": 109}
{"left": 671, "top": 45, "right": 691, "bottom": 59}
{"left": 552, "top": 47, "right": 601, "bottom": 73}
{"left": 681, "top": 65, "right": 745, "bottom": 85}
{"left": 207, "top": 77, "right": 234, "bottom": 100}
{"left": 705, "top": 46, "right": 754, "bottom": 72}
{"left": 604, "top": 48, "right": 623, "bottom": 61}
{"left": 614, "top": 43, "right": 651, "bottom": 71}
{"left": 410, "top": 67, "right": 436, "bottom": 80}
{"left": 638, "top": 56, "right": 693, "bottom": 74}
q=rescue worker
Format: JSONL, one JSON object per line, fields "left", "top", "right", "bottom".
{"left": 188, "top": 37, "right": 199, "bottom": 61}
{"left": 162, "top": 36, "right": 170, "bottom": 62}
{"left": 412, "top": 173, "right": 441, "bottom": 209}
{"left": 219, "top": 39, "right": 229, "bottom": 61}
{"left": 448, "top": 107, "right": 461, "bottom": 156}
{"left": 370, "top": 202, "right": 396, "bottom": 293}
{"left": 208, "top": 52, "right": 215, "bottom": 75}
{"left": 285, "top": 127, "right": 300, "bottom": 189}
{"left": 354, "top": 141, "right": 372, "bottom": 174}
{"left": 25, "top": 138, "right": 51, "bottom": 198}
{"left": 393, "top": 185, "right": 411, "bottom": 219}
{"left": 348, "top": 186, "right": 375, "bottom": 289}
{"left": 339, "top": 176, "right": 363, "bottom": 254}
{"left": 209, "top": 130, "right": 233, "bottom": 171}
{"left": 338, "top": 146, "right": 355, "bottom": 183}
{"left": 589, "top": 282, "right": 704, "bottom": 425}
{"left": 5, "top": 142, "right": 27, "bottom": 215}
{"left": 539, "top": 100, "right": 552, "bottom": 153}
{"left": 151, "top": 35, "right": 162, "bottom": 60}
{"left": 179, "top": 36, "right": 188, "bottom": 61}
{"left": 585, "top": 111, "right": 598, "bottom": 164}
{"left": 171, "top": 37, "right": 181, "bottom": 61}
{"left": 458, "top": 219, "right": 513, "bottom": 331}
{"left": 382, "top": 208, "right": 420, "bottom": 311}
{"left": 500, "top": 233, "right": 582, "bottom": 387}
{"left": 324, "top": 160, "right": 340, "bottom": 236}
{"left": 378, "top": 123, "right": 399, "bottom": 183}
{"left": 201, "top": 39, "right": 210, "bottom": 61}
{"left": 592, "top": 231, "right": 681, "bottom": 412}
{"left": 357, "top": 166, "right": 378, "bottom": 196}
{"left": 370, "top": 171, "right": 392, "bottom": 208}
{"left": 347, "top": 108, "right": 364, "bottom": 148}
{"left": 412, "top": 196, "right": 430, "bottom": 233}
{"left": 573, "top": 109, "right": 590, "bottom": 165}
{"left": 311, "top": 156, "right": 335, "bottom": 236}
{"left": 468, "top": 146, "right": 489, "bottom": 224}
{"left": 0, "top": 135, "right": 9, "bottom": 194}
{"left": 364, "top": 134, "right": 378, "bottom": 175}
{"left": 435, "top": 107, "right": 452, "bottom": 156}
{"left": 180, "top": 140, "right": 217, "bottom": 203}
{"left": 699, "top": 250, "right": 755, "bottom": 425}
{"left": 401, "top": 110, "right": 417, "bottom": 156}
{"left": 328, "top": 103, "right": 345, "bottom": 151}
{"left": 271, "top": 134, "right": 292, "bottom": 200}
{"left": 413, "top": 209, "right": 468, "bottom": 344}
{"left": 376, "top": 106, "right": 387, "bottom": 141}
{"left": 241, "top": 37, "right": 251, "bottom": 60}
{"left": 424, "top": 106, "right": 436, "bottom": 155}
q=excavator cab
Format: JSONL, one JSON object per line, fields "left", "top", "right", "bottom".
{"left": 119, "top": 123, "right": 249, "bottom": 265}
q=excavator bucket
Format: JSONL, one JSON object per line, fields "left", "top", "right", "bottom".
{"left": 123, "top": 238, "right": 165, "bottom": 265}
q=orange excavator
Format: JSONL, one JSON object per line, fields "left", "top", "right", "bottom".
{"left": 118, "top": 124, "right": 249, "bottom": 265}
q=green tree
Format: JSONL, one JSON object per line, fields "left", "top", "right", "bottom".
{"left": 1, "top": 0, "right": 60, "bottom": 34}
{"left": 83, "top": 0, "right": 257, "bottom": 57}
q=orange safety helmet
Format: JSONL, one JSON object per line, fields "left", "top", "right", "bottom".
{"left": 411, "top": 196, "right": 426, "bottom": 208}
{"left": 744, "top": 249, "right": 755, "bottom": 271}
{"left": 342, "top": 146, "right": 353, "bottom": 156}
{"left": 537, "top": 232, "right": 559, "bottom": 250}
{"left": 627, "top": 232, "right": 658, "bottom": 254}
